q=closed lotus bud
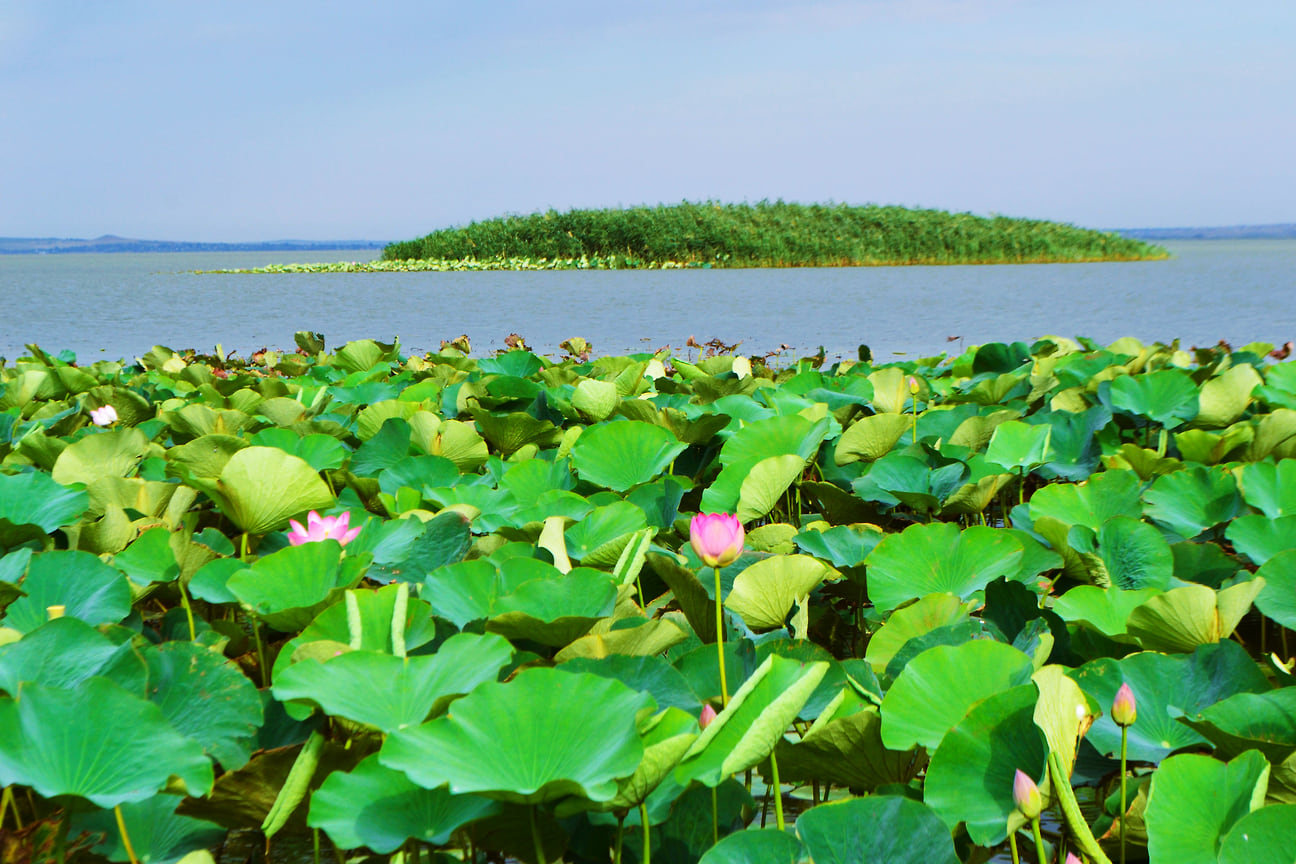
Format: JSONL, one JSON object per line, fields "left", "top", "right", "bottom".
{"left": 1112, "top": 682, "right": 1137, "bottom": 727}
{"left": 689, "top": 513, "right": 745, "bottom": 568}
{"left": 1065, "top": 855, "right": 1081, "bottom": 864}
{"left": 1013, "top": 769, "right": 1043, "bottom": 820}
{"left": 908, "top": 375, "right": 920, "bottom": 394}
{"left": 699, "top": 703, "right": 718, "bottom": 729}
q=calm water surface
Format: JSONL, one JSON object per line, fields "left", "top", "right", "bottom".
{"left": 2, "top": 240, "right": 1293, "bottom": 364}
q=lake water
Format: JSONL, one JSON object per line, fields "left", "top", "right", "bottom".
{"left": 2, "top": 239, "right": 1293, "bottom": 365}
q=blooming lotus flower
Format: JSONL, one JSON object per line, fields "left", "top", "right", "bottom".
{"left": 1013, "top": 769, "right": 1043, "bottom": 820}
{"left": 1112, "top": 682, "right": 1137, "bottom": 727}
{"left": 89, "top": 405, "right": 118, "bottom": 426}
{"left": 689, "top": 513, "right": 744, "bottom": 568}
{"left": 287, "top": 510, "right": 362, "bottom": 547}
{"left": 699, "top": 703, "right": 718, "bottom": 729}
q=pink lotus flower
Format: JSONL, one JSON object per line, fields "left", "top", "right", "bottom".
{"left": 699, "top": 703, "right": 718, "bottom": 729}
{"left": 1112, "top": 682, "right": 1137, "bottom": 727}
{"left": 287, "top": 510, "right": 362, "bottom": 547}
{"left": 689, "top": 513, "right": 744, "bottom": 568}
{"left": 89, "top": 405, "right": 118, "bottom": 426}
{"left": 1065, "top": 855, "right": 1081, "bottom": 864}
{"left": 1013, "top": 769, "right": 1042, "bottom": 820}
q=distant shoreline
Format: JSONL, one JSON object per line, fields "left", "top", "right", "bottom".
{"left": 1113, "top": 224, "right": 1296, "bottom": 240}
{"left": 0, "top": 236, "right": 386, "bottom": 255}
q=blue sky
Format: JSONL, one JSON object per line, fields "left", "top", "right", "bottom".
{"left": 2, "top": 0, "right": 1293, "bottom": 241}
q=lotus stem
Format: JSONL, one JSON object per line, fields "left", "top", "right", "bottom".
{"left": 613, "top": 812, "right": 625, "bottom": 864}
{"left": 0, "top": 785, "right": 19, "bottom": 830}
{"left": 1030, "top": 816, "right": 1046, "bottom": 864}
{"left": 770, "top": 750, "right": 786, "bottom": 832}
{"left": 714, "top": 566, "right": 729, "bottom": 707}
{"left": 314, "top": 828, "right": 321, "bottom": 864}
{"left": 529, "top": 804, "right": 547, "bottom": 864}
{"left": 711, "top": 785, "right": 718, "bottom": 844}
{"left": 1048, "top": 751, "right": 1114, "bottom": 864}
{"left": 114, "top": 805, "right": 141, "bottom": 864}
{"left": 251, "top": 614, "right": 269, "bottom": 688}
{"left": 54, "top": 808, "right": 68, "bottom": 864}
{"left": 640, "top": 802, "right": 651, "bottom": 864}
{"left": 1008, "top": 831, "right": 1020, "bottom": 864}
{"left": 1119, "top": 726, "right": 1129, "bottom": 864}
{"left": 176, "top": 576, "right": 197, "bottom": 641}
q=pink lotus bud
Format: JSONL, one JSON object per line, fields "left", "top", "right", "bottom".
{"left": 1013, "top": 769, "right": 1042, "bottom": 820}
{"left": 287, "top": 510, "right": 363, "bottom": 547}
{"left": 689, "top": 513, "right": 745, "bottom": 568}
{"left": 1065, "top": 855, "right": 1081, "bottom": 864}
{"left": 907, "top": 375, "right": 920, "bottom": 394}
{"left": 1112, "top": 682, "right": 1137, "bottom": 727}
{"left": 699, "top": 704, "right": 717, "bottom": 729}
{"left": 89, "top": 405, "right": 118, "bottom": 426}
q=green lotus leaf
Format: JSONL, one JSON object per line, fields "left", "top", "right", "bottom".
{"left": 51, "top": 428, "right": 150, "bottom": 488}
{"left": 863, "top": 593, "right": 973, "bottom": 675}
{"left": 0, "top": 470, "right": 88, "bottom": 549}
{"left": 498, "top": 456, "right": 575, "bottom": 502}
{"left": 1069, "top": 641, "right": 1270, "bottom": 764}
{"left": 1144, "top": 750, "right": 1269, "bottom": 864}
{"left": 309, "top": 752, "right": 501, "bottom": 853}
{"left": 880, "top": 640, "right": 1035, "bottom": 751}
{"left": 1031, "top": 664, "right": 1096, "bottom": 773}
{"left": 559, "top": 654, "right": 699, "bottom": 713}
{"left": 1237, "top": 459, "right": 1296, "bottom": 518}
{"left": 564, "top": 501, "right": 649, "bottom": 567}
{"left": 71, "top": 793, "right": 224, "bottom": 864}
{"left": 423, "top": 559, "right": 519, "bottom": 627}
{"left": 1218, "top": 803, "right": 1296, "bottom": 864}
{"left": 471, "top": 410, "right": 561, "bottom": 458}
{"left": 417, "top": 418, "right": 489, "bottom": 472}
{"left": 1125, "top": 580, "right": 1263, "bottom": 652}
{"left": 380, "top": 667, "right": 652, "bottom": 804}
{"left": 699, "top": 828, "right": 807, "bottom": 864}
{"left": 1033, "top": 405, "right": 1111, "bottom": 481}
{"left": 1255, "top": 549, "right": 1296, "bottom": 629}
{"left": 834, "top": 413, "right": 912, "bottom": 465}
{"left": 724, "top": 554, "right": 834, "bottom": 631}
{"left": 2, "top": 549, "right": 131, "bottom": 634}
{"left": 333, "top": 338, "right": 399, "bottom": 374}
{"left": 924, "top": 683, "right": 1048, "bottom": 846}
{"left": 1173, "top": 539, "right": 1242, "bottom": 587}
{"left": 351, "top": 417, "right": 414, "bottom": 476}
{"left": 675, "top": 654, "right": 829, "bottom": 787}
{"left": 571, "top": 378, "right": 620, "bottom": 421}
{"left": 853, "top": 452, "right": 968, "bottom": 515}
{"left": 569, "top": 420, "right": 686, "bottom": 492}
{"left": 1180, "top": 687, "right": 1296, "bottom": 763}
{"left": 864, "top": 523, "right": 1023, "bottom": 612}
{"left": 376, "top": 455, "right": 459, "bottom": 497}
{"left": 113, "top": 526, "right": 180, "bottom": 585}
{"left": 488, "top": 567, "right": 618, "bottom": 646}
{"left": 1195, "top": 363, "right": 1262, "bottom": 428}
{"left": 1028, "top": 467, "right": 1142, "bottom": 530}
{"left": 1067, "top": 516, "right": 1173, "bottom": 591}
{"left": 1052, "top": 584, "right": 1160, "bottom": 639}
{"left": 774, "top": 691, "right": 922, "bottom": 792}
{"left": 1142, "top": 464, "right": 1242, "bottom": 539}
{"left": 478, "top": 350, "right": 544, "bottom": 378}
{"left": 703, "top": 414, "right": 830, "bottom": 514}
{"left": 736, "top": 453, "right": 807, "bottom": 522}
{"left": 0, "top": 617, "right": 138, "bottom": 694}
{"left": 0, "top": 678, "right": 213, "bottom": 806}
{"left": 367, "top": 510, "right": 472, "bottom": 584}
{"left": 793, "top": 524, "right": 884, "bottom": 568}
{"left": 1108, "top": 369, "right": 1199, "bottom": 429}
{"left": 1227, "top": 513, "right": 1296, "bottom": 565}
{"left": 165, "top": 434, "right": 247, "bottom": 481}
{"left": 204, "top": 446, "right": 334, "bottom": 535}
{"left": 273, "top": 633, "right": 512, "bottom": 732}
{"left": 188, "top": 558, "right": 243, "bottom": 604}
{"left": 797, "top": 795, "right": 958, "bottom": 864}
{"left": 423, "top": 483, "right": 518, "bottom": 533}
{"left": 227, "top": 541, "right": 367, "bottom": 631}
{"left": 985, "top": 419, "right": 1051, "bottom": 472}
{"left": 358, "top": 400, "right": 423, "bottom": 442}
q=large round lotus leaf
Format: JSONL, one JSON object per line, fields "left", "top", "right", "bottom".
{"left": 834, "top": 413, "right": 912, "bottom": 465}
{"left": 561, "top": 706, "right": 700, "bottom": 815}
{"left": 571, "top": 378, "right": 620, "bottom": 421}
{"left": 377, "top": 455, "right": 460, "bottom": 496}
{"left": 1108, "top": 369, "right": 1199, "bottom": 429}
{"left": 793, "top": 524, "right": 884, "bottom": 568}
{"left": 1237, "top": 459, "right": 1296, "bottom": 518}
{"left": 737, "top": 453, "right": 807, "bottom": 522}
{"left": 774, "top": 695, "right": 922, "bottom": 792}
{"left": 1, "top": 549, "right": 131, "bottom": 634}
{"left": 864, "top": 523, "right": 1023, "bottom": 612}
{"left": 0, "top": 470, "right": 88, "bottom": 545}
{"left": 864, "top": 593, "right": 973, "bottom": 675}
{"left": 564, "top": 502, "right": 649, "bottom": 566}
{"left": 1028, "top": 468, "right": 1142, "bottom": 530}
{"left": 351, "top": 418, "right": 414, "bottom": 476}
{"left": 380, "top": 667, "right": 652, "bottom": 804}
{"left": 1218, "top": 803, "right": 1296, "bottom": 864}
{"left": 798, "top": 795, "right": 958, "bottom": 864}
{"left": 51, "top": 427, "right": 150, "bottom": 487}
{"left": 724, "top": 554, "right": 834, "bottom": 631}
{"left": 1068, "top": 641, "right": 1271, "bottom": 764}
{"left": 0, "top": 617, "right": 140, "bottom": 694}
{"left": 1180, "top": 687, "right": 1296, "bottom": 763}
{"left": 1144, "top": 750, "right": 1269, "bottom": 864}
{"left": 71, "top": 793, "right": 224, "bottom": 864}
{"left": 675, "top": 654, "right": 829, "bottom": 787}
{"left": 112, "top": 526, "right": 180, "bottom": 585}
{"left": 1052, "top": 584, "right": 1160, "bottom": 639}
{"left": 1226, "top": 513, "right": 1296, "bottom": 565}
{"left": 1255, "top": 549, "right": 1296, "bottom": 628}
{"left": 559, "top": 655, "right": 700, "bottom": 714}
{"left": 309, "top": 753, "right": 501, "bottom": 853}
{"left": 698, "top": 828, "right": 806, "bottom": 864}
{"left": 273, "top": 633, "right": 512, "bottom": 732}
{"left": 1125, "top": 580, "right": 1263, "bottom": 652}
{"left": 165, "top": 434, "right": 247, "bottom": 481}
{"left": 366, "top": 510, "right": 473, "bottom": 585}
{"left": 423, "top": 559, "right": 513, "bottom": 627}
{"left": 209, "top": 446, "right": 334, "bottom": 535}
{"left": 880, "top": 640, "right": 1035, "bottom": 751}
{"left": 357, "top": 401, "right": 423, "bottom": 442}
{"left": 333, "top": 338, "right": 399, "bottom": 374}
{"left": 1067, "top": 516, "right": 1174, "bottom": 591}
{"left": 570, "top": 420, "right": 686, "bottom": 492}
{"left": 557, "top": 618, "right": 687, "bottom": 663}
{"left": 226, "top": 541, "right": 363, "bottom": 631}
{"left": 188, "top": 558, "right": 244, "bottom": 604}
{"left": 145, "top": 641, "right": 264, "bottom": 771}
{"left": 1196, "top": 364, "right": 1263, "bottom": 428}
{"left": 985, "top": 420, "right": 1051, "bottom": 472}
{"left": 924, "top": 683, "right": 1048, "bottom": 846}
{"left": 1142, "top": 464, "right": 1242, "bottom": 539}
{"left": 0, "top": 678, "right": 213, "bottom": 806}
{"left": 703, "top": 414, "right": 831, "bottom": 514}
{"left": 471, "top": 410, "right": 561, "bottom": 458}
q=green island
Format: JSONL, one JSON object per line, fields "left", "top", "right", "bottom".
{"left": 199, "top": 201, "right": 1168, "bottom": 273}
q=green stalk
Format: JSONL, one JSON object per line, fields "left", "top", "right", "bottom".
{"left": 251, "top": 614, "right": 269, "bottom": 688}
{"left": 714, "top": 566, "right": 729, "bottom": 707}
{"left": 613, "top": 813, "right": 625, "bottom": 864}
{"left": 769, "top": 750, "right": 785, "bottom": 832}
{"left": 176, "top": 576, "right": 197, "bottom": 641}
{"left": 1120, "top": 725, "right": 1129, "bottom": 864}
{"left": 115, "top": 806, "right": 141, "bottom": 864}
{"left": 711, "top": 785, "right": 718, "bottom": 844}
{"left": 1030, "top": 816, "right": 1046, "bottom": 864}
{"left": 1008, "top": 831, "right": 1020, "bottom": 864}
{"left": 0, "top": 785, "right": 19, "bottom": 830}
{"left": 640, "top": 802, "right": 651, "bottom": 864}
{"left": 313, "top": 828, "right": 321, "bottom": 864}
{"left": 391, "top": 582, "right": 409, "bottom": 657}
{"left": 1048, "top": 751, "right": 1114, "bottom": 864}
{"left": 54, "top": 808, "right": 68, "bottom": 864}
{"left": 529, "top": 804, "right": 547, "bottom": 864}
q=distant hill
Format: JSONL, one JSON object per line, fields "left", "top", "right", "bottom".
{"left": 0, "top": 235, "right": 386, "bottom": 254}
{"left": 1115, "top": 224, "right": 1296, "bottom": 240}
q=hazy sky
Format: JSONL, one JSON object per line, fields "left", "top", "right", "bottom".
{"left": 2, "top": 1, "right": 1293, "bottom": 242}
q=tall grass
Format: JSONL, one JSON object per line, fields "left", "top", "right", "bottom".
{"left": 383, "top": 201, "right": 1167, "bottom": 267}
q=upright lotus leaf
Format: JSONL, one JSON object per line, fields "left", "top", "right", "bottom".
{"left": 0, "top": 470, "right": 88, "bottom": 549}
{"left": 1067, "top": 516, "right": 1174, "bottom": 591}
{"left": 698, "top": 828, "right": 806, "bottom": 864}
{"left": 793, "top": 524, "right": 884, "bottom": 568}
{"left": 774, "top": 691, "right": 923, "bottom": 792}
{"left": 0, "top": 678, "right": 213, "bottom": 806}
{"left": 864, "top": 523, "right": 1023, "bottom": 612}
{"left": 1226, "top": 513, "right": 1296, "bottom": 565}
{"left": 1125, "top": 579, "right": 1263, "bottom": 652}
{"left": 112, "top": 526, "right": 180, "bottom": 585}
{"left": 1195, "top": 363, "right": 1262, "bottom": 428}
{"left": 834, "top": 413, "right": 912, "bottom": 465}
{"left": 380, "top": 667, "right": 652, "bottom": 804}
{"left": 924, "top": 683, "right": 1049, "bottom": 846}
{"left": 737, "top": 453, "right": 807, "bottom": 522}
{"left": 1218, "top": 803, "right": 1296, "bottom": 864}
{"left": 1031, "top": 665, "right": 1097, "bottom": 773}
{"left": 71, "top": 793, "right": 225, "bottom": 864}
{"left": 880, "top": 640, "right": 1035, "bottom": 751}
{"left": 1237, "top": 459, "right": 1296, "bottom": 518}
{"left": 564, "top": 502, "right": 650, "bottom": 566}
{"left": 985, "top": 420, "right": 1051, "bottom": 472}
{"left": 1255, "top": 550, "right": 1296, "bottom": 628}
{"left": 357, "top": 401, "right": 423, "bottom": 442}
{"left": 309, "top": 753, "right": 501, "bottom": 853}
{"left": 333, "top": 338, "right": 399, "bottom": 374}
{"left": 1, "top": 549, "right": 132, "bottom": 634}
{"left": 702, "top": 414, "right": 830, "bottom": 514}
{"left": 1028, "top": 468, "right": 1142, "bottom": 530}
{"left": 51, "top": 427, "right": 150, "bottom": 487}
{"left": 165, "top": 434, "right": 246, "bottom": 481}
{"left": 272, "top": 633, "right": 512, "bottom": 732}
{"left": 797, "top": 796, "right": 959, "bottom": 864}
{"left": 1180, "top": 687, "right": 1296, "bottom": 764}
{"left": 488, "top": 567, "right": 618, "bottom": 646}
{"left": 864, "top": 593, "right": 974, "bottom": 675}
{"left": 571, "top": 378, "right": 621, "bottom": 421}
{"left": 1144, "top": 750, "right": 1269, "bottom": 864}
{"left": 1141, "top": 464, "right": 1242, "bottom": 539}
{"left": 560, "top": 655, "right": 699, "bottom": 713}
{"left": 203, "top": 446, "right": 334, "bottom": 535}
{"left": 1069, "top": 641, "right": 1271, "bottom": 764}
{"left": 646, "top": 552, "right": 716, "bottom": 644}
{"left": 1107, "top": 369, "right": 1199, "bottom": 429}
{"left": 724, "top": 554, "right": 835, "bottom": 631}
{"left": 145, "top": 641, "right": 264, "bottom": 771}
{"left": 367, "top": 510, "right": 472, "bottom": 584}
{"left": 675, "top": 654, "right": 829, "bottom": 787}
{"left": 1172, "top": 539, "right": 1242, "bottom": 588}
{"left": 227, "top": 541, "right": 365, "bottom": 632}
{"left": 470, "top": 410, "right": 560, "bottom": 458}
{"left": 1052, "top": 584, "right": 1161, "bottom": 640}
{"left": 377, "top": 455, "right": 460, "bottom": 497}
{"left": 0, "top": 617, "right": 140, "bottom": 694}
